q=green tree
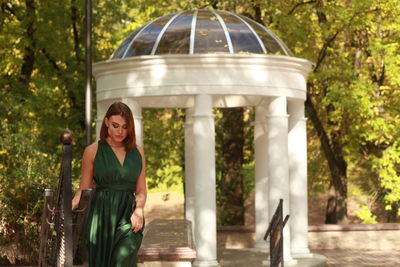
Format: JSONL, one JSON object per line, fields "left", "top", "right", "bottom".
{"left": 215, "top": 108, "right": 246, "bottom": 225}
{"left": 0, "top": 0, "right": 140, "bottom": 263}
{"left": 2, "top": 0, "right": 400, "bottom": 263}
{"left": 272, "top": 0, "right": 400, "bottom": 223}
{"left": 143, "top": 108, "right": 185, "bottom": 191}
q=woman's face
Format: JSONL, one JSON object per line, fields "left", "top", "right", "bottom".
{"left": 105, "top": 115, "right": 128, "bottom": 143}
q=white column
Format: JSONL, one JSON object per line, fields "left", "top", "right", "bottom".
{"left": 254, "top": 104, "right": 269, "bottom": 250}
{"left": 96, "top": 103, "right": 103, "bottom": 141}
{"left": 185, "top": 108, "right": 195, "bottom": 228}
{"left": 96, "top": 100, "right": 112, "bottom": 140}
{"left": 288, "top": 100, "right": 311, "bottom": 257}
{"left": 123, "top": 98, "right": 144, "bottom": 147}
{"left": 192, "top": 94, "right": 219, "bottom": 267}
{"left": 266, "top": 96, "right": 294, "bottom": 263}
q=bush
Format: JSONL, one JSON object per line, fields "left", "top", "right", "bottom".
{"left": 0, "top": 120, "right": 63, "bottom": 264}
{"left": 356, "top": 205, "right": 378, "bottom": 224}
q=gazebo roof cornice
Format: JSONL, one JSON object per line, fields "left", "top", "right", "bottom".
{"left": 93, "top": 54, "right": 313, "bottom": 78}
{"left": 93, "top": 54, "right": 313, "bottom": 108}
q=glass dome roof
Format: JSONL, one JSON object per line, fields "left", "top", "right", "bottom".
{"left": 111, "top": 10, "right": 293, "bottom": 59}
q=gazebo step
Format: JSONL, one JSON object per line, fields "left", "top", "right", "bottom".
{"left": 138, "top": 219, "right": 196, "bottom": 264}
{"left": 138, "top": 262, "right": 192, "bottom": 267}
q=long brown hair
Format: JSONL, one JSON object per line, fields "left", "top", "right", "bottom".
{"left": 100, "top": 102, "right": 136, "bottom": 151}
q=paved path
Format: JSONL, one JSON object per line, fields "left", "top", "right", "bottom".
{"left": 8, "top": 249, "right": 399, "bottom": 266}
{"left": 218, "top": 248, "right": 267, "bottom": 267}
{"left": 215, "top": 248, "right": 400, "bottom": 267}
{"left": 313, "top": 249, "right": 400, "bottom": 267}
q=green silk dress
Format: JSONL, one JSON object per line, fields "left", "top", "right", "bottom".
{"left": 85, "top": 140, "right": 143, "bottom": 267}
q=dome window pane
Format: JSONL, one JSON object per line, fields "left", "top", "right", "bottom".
{"left": 219, "top": 12, "right": 263, "bottom": 54}
{"left": 155, "top": 11, "right": 193, "bottom": 55}
{"left": 125, "top": 14, "right": 175, "bottom": 57}
{"left": 111, "top": 26, "right": 143, "bottom": 59}
{"left": 110, "top": 10, "right": 293, "bottom": 58}
{"left": 194, "top": 10, "right": 229, "bottom": 54}
{"left": 239, "top": 15, "right": 290, "bottom": 55}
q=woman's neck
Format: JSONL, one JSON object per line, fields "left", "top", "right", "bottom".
{"left": 106, "top": 137, "right": 124, "bottom": 148}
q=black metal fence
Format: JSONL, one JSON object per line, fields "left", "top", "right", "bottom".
{"left": 264, "top": 199, "right": 290, "bottom": 267}
{"left": 38, "top": 130, "right": 92, "bottom": 266}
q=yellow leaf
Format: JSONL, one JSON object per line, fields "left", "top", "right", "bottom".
{"left": 342, "top": 258, "right": 353, "bottom": 262}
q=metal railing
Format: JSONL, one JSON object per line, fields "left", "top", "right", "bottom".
{"left": 39, "top": 130, "right": 92, "bottom": 266}
{"left": 264, "top": 199, "right": 290, "bottom": 267}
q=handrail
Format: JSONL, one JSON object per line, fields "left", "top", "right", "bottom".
{"left": 264, "top": 199, "right": 289, "bottom": 267}
{"left": 38, "top": 130, "right": 92, "bottom": 266}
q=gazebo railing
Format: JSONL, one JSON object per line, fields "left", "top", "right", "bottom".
{"left": 264, "top": 199, "right": 290, "bottom": 267}
{"left": 39, "top": 130, "right": 92, "bottom": 266}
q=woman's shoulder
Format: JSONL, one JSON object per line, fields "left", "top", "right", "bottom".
{"left": 135, "top": 145, "right": 145, "bottom": 156}
{"left": 83, "top": 142, "right": 99, "bottom": 160}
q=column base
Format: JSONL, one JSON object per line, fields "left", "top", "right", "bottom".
{"left": 139, "top": 262, "right": 192, "bottom": 267}
{"left": 292, "top": 247, "right": 312, "bottom": 258}
{"left": 192, "top": 259, "right": 219, "bottom": 267}
{"left": 262, "top": 258, "right": 298, "bottom": 266}
{"left": 252, "top": 241, "right": 268, "bottom": 253}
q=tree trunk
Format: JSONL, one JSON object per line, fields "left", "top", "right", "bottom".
{"left": 219, "top": 108, "right": 245, "bottom": 225}
{"left": 387, "top": 203, "right": 399, "bottom": 223}
{"left": 305, "top": 92, "right": 348, "bottom": 224}
{"left": 19, "top": 0, "right": 36, "bottom": 88}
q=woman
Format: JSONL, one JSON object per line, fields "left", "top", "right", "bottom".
{"left": 72, "top": 102, "right": 146, "bottom": 267}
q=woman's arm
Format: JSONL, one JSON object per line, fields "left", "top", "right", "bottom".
{"left": 72, "top": 143, "right": 97, "bottom": 210}
{"left": 131, "top": 145, "right": 147, "bottom": 232}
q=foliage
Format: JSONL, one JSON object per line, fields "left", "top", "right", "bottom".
{"left": 215, "top": 107, "right": 254, "bottom": 225}
{"left": 0, "top": 95, "right": 61, "bottom": 264}
{"left": 372, "top": 144, "right": 400, "bottom": 213}
{"left": 143, "top": 108, "right": 185, "bottom": 192}
{"left": 307, "top": 123, "right": 330, "bottom": 194}
{"left": 356, "top": 205, "right": 378, "bottom": 224}
{"left": 1, "top": 0, "right": 400, "bottom": 263}
{"left": 0, "top": 0, "right": 132, "bottom": 263}
{"left": 261, "top": 0, "right": 400, "bottom": 221}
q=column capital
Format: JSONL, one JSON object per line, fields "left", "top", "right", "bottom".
{"left": 288, "top": 99, "right": 305, "bottom": 117}
{"left": 193, "top": 94, "right": 213, "bottom": 116}
{"left": 289, "top": 116, "right": 307, "bottom": 121}
{"left": 265, "top": 114, "right": 289, "bottom": 119}
{"left": 267, "top": 96, "right": 287, "bottom": 116}
{"left": 254, "top": 105, "right": 268, "bottom": 126}
{"left": 122, "top": 98, "right": 144, "bottom": 147}
{"left": 122, "top": 97, "right": 142, "bottom": 116}
{"left": 192, "top": 114, "right": 216, "bottom": 118}
{"left": 185, "top": 108, "right": 194, "bottom": 126}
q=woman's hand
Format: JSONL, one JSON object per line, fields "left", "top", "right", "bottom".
{"left": 72, "top": 190, "right": 82, "bottom": 210}
{"left": 131, "top": 208, "right": 144, "bottom": 233}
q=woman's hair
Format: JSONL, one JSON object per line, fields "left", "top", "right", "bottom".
{"left": 100, "top": 102, "right": 136, "bottom": 151}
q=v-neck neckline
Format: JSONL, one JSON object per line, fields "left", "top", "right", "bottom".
{"left": 104, "top": 141, "right": 127, "bottom": 167}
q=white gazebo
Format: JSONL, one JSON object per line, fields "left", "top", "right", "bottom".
{"left": 93, "top": 9, "right": 320, "bottom": 267}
